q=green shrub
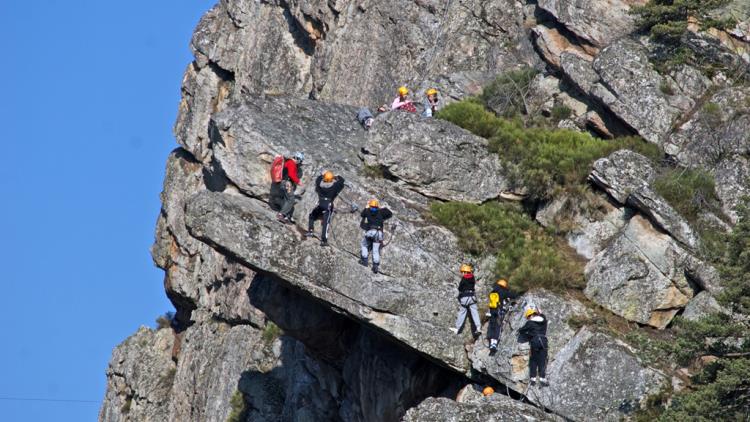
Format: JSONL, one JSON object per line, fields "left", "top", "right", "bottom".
{"left": 632, "top": 0, "right": 735, "bottom": 44}
{"left": 121, "top": 396, "right": 132, "bottom": 414}
{"left": 718, "top": 202, "right": 750, "bottom": 314}
{"left": 436, "top": 100, "right": 499, "bottom": 139}
{"left": 550, "top": 104, "right": 573, "bottom": 121}
{"left": 653, "top": 168, "right": 719, "bottom": 223}
{"left": 632, "top": 1, "right": 738, "bottom": 76}
{"left": 640, "top": 358, "right": 750, "bottom": 421}
{"left": 155, "top": 311, "right": 175, "bottom": 330}
{"left": 227, "top": 390, "right": 248, "bottom": 422}
{"left": 430, "top": 201, "right": 585, "bottom": 292}
{"left": 437, "top": 100, "right": 661, "bottom": 202}
{"left": 479, "top": 67, "right": 539, "bottom": 118}
{"left": 361, "top": 164, "right": 387, "bottom": 179}
{"left": 261, "top": 321, "right": 283, "bottom": 344}
{"left": 659, "top": 80, "right": 676, "bottom": 95}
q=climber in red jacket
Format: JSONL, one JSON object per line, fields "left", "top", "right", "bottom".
{"left": 275, "top": 152, "right": 305, "bottom": 224}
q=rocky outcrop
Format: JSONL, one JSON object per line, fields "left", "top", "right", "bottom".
{"left": 565, "top": 39, "right": 690, "bottom": 145}
{"left": 100, "top": 327, "right": 175, "bottom": 422}
{"left": 102, "top": 0, "right": 750, "bottom": 420}
{"left": 590, "top": 150, "right": 700, "bottom": 251}
{"left": 584, "top": 150, "right": 725, "bottom": 328}
{"left": 665, "top": 87, "right": 750, "bottom": 223}
{"left": 682, "top": 291, "right": 724, "bottom": 321}
{"left": 189, "top": 0, "right": 539, "bottom": 109}
{"left": 209, "top": 96, "right": 507, "bottom": 204}
{"left": 536, "top": 0, "right": 643, "bottom": 48}
{"left": 469, "top": 290, "right": 666, "bottom": 420}
{"left": 584, "top": 216, "right": 695, "bottom": 329}
{"left": 402, "top": 395, "right": 555, "bottom": 422}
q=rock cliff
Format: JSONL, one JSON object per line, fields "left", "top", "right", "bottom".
{"left": 101, "top": 1, "right": 749, "bottom": 421}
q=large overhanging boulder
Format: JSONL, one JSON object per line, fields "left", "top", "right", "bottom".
{"left": 185, "top": 191, "right": 471, "bottom": 371}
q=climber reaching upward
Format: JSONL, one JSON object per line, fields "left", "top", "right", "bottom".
{"left": 359, "top": 199, "right": 392, "bottom": 274}
{"left": 306, "top": 171, "right": 346, "bottom": 246}
{"left": 451, "top": 263, "right": 481, "bottom": 339}
{"left": 486, "top": 278, "right": 519, "bottom": 355}
{"left": 518, "top": 308, "right": 549, "bottom": 387}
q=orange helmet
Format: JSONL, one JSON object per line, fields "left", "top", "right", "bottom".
{"left": 482, "top": 386, "right": 494, "bottom": 396}
{"left": 497, "top": 279, "right": 508, "bottom": 288}
{"left": 368, "top": 199, "right": 379, "bottom": 208}
{"left": 460, "top": 264, "right": 473, "bottom": 274}
{"left": 322, "top": 171, "right": 334, "bottom": 183}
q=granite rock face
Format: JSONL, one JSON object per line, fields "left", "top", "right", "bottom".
{"left": 189, "top": 0, "right": 539, "bottom": 109}
{"left": 102, "top": 0, "right": 750, "bottom": 420}
{"left": 99, "top": 327, "right": 175, "bottom": 422}
{"left": 590, "top": 150, "right": 700, "bottom": 251}
{"left": 469, "top": 290, "right": 667, "bottom": 421}
{"left": 402, "top": 395, "right": 556, "bottom": 422}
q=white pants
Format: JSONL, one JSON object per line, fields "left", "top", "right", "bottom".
{"left": 361, "top": 229, "right": 383, "bottom": 264}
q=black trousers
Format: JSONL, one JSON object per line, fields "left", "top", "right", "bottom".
{"left": 487, "top": 309, "right": 505, "bottom": 341}
{"left": 308, "top": 203, "right": 333, "bottom": 241}
{"left": 529, "top": 347, "right": 548, "bottom": 378}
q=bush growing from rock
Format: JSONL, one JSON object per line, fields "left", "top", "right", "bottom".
{"left": 479, "top": 67, "right": 539, "bottom": 118}
{"left": 430, "top": 201, "right": 585, "bottom": 292}
{"left": 437, "top": 100, "right": 661, "bottom": 202}
{"left": 652, "top": 168, "right": 719, "bottom": 222}
{"left": 632, "top": 0, "right": 735, "bottom": 44}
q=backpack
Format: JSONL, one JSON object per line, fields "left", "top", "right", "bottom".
{"left": 270, "top": 155, "right": 285, "bottom": 183}
{"left": 488, "top": 292, "right": 500, "bottom": 309}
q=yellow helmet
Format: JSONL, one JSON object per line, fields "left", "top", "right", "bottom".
{"left": 497, "top": 279, "right": 508, "bottom": 288}
{"left": 426, "top": 88, "right": 438, "bottom": 96}
{"left": 524, "top": 308, "right": 536, "bottom": 319}
{"left": 367, "top": 199, "right": 379, "bottom": 208}
{"left": 460, "top": 264, "right": 473, "bottom": 274}
{"left": 322, "top": 170, "right": 334, "bottom": 183}
{"left": 398, "top": 86, "right": 409, "bottom": 96}
{"left": 482, "top": 386, "right": 494, "bottom": 396}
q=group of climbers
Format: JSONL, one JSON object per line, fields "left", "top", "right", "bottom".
{"left": 358, "top": 86, "right": 441, "bottom": 130}
{"left": 269, "top": 83, "right": 547, "bottom": 385}
{"left": 270, "top": 155, "right": 393, "bottom": 273}
{"left": 452, "top": 264, "right": 549, "bottom": 387}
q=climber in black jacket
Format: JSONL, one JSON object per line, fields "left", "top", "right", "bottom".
{"left": 486, "top": 278, "right": 519, "bottom": 355}
{"left": 359, "top": 199, "right": 393, "bottom": 274}
{"left": 518, "top": 308, "right": 549, "bottom": 386}
{"left": 306, "top": 171, "right": 346, "bottom": 246}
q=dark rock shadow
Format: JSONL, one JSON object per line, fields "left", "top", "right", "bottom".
{"left": 240, "top": 272, "right": 466, "bottom": 421}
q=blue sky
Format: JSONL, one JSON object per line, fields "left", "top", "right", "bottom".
{"left": 0, "top": 1, "right": 216, "bottom": 420}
